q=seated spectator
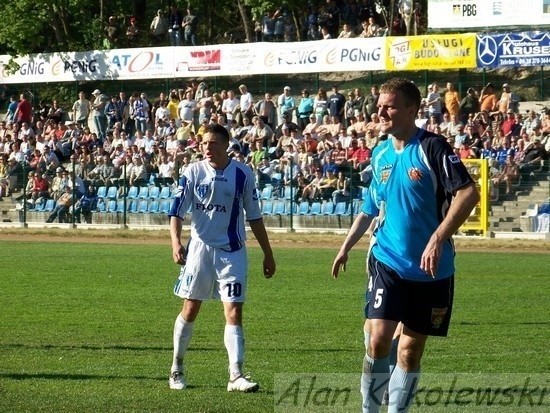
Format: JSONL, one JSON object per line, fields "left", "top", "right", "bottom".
{"left": 318, "top": 170, "right": 338, "bottom": 200}
{"left": 332, "top": 171, "right": 350, "bottom": 204}
{"left": 338, "top": 23, "right": 355, "bottom": 38}
{"left": 350, "top": 138, "right": 371, "bottom": 170}
{"left": 31, "top": 172, "right": 50, "bottom": 203}
{"left": 300, "top": 169, "right": 324, "bottom": 202}
{"left": 519, "top": 139, "right": 548, "bottom": 179}
{"left": 129, "top": 156, "right": 149, "bottom": 187}
{"left": 255, "top": 157, "right": 274, "bottom": 189}
{"left": 50, "top": 167, "right": 65, "bottom": 200}
{"left": 155, "top": 154, "right": 175, "bottom": 187}
{"left": 73, "top": 185, "right": 99, "bottom": 224}
{"left": 492, "top": 154, "right": 519, "bottom": 195}
{"left": 46, "top": 185, "right": 73, "bottom": 223}
{"left": 0, "top": 156, "right": 9, "bottom": 200}
{"left": 458, "top": 142, "right": 476, "bottom": 160}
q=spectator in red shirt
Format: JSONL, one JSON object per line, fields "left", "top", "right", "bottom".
{"left": 14, "top": 93, "right": 33, "bottom": 126}
{"left": 500, "top": 109, "right": 518, "bottom": 138}
{"left": 350, "top": 138, "right": 372, "bottom": 170}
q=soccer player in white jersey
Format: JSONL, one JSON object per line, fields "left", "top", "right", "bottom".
{"left": 168, "top": 123, "right": 276, "bottom": 392}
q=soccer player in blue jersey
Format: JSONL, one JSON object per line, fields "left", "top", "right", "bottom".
{"left": 331, "top": 78, "right": 480, "bottom": 412}
{"left": 168, "top": 123, "right": 276, "bottom": 392}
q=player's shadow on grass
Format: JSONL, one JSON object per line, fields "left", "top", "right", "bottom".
{"left": 0, "top": 343, "right": 218, "bottom": 352}
{"left": 0, "top": 372, "right": 167, "bottom": 381}
{"left": 457, "top": 321, "right": 549, "bottom": 325}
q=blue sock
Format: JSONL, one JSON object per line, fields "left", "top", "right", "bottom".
{"left": 361, "top": 354, "right": 390, "bottom": 413}
{"left": 388, "top": 364, "right": 420, "bottom": 413}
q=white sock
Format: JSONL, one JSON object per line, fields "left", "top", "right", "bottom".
{"left": 361, "top": 354, "right": 390, "bottom": 413}
{"left": 224, "top": 324, "right": 244, "bottom": 380}
{"left": 171, "top": 314, "right": 194, "bottom": 373}
{"left": 388, "top": 364, "right": 420, "bottom": 413}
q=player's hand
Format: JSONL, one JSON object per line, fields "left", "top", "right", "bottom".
{"left": 331, "top": 251, "right": 348, "bottom": 279}
{"left": 172, "top": 244, "right": 186, "bottom": 265}
{"left": 263, "top": 255, "right": 276, "bottom": 278}
{"left": 420, "top": 237, "right": 442, "bottom": 278}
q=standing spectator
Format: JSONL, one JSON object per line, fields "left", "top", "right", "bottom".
{"left": 479, "top": 83, "right": 498, "bottom": 114}
{"left": 328, "top": 85, "right": 345, "bottom": 123}
{"left": 14, "top": 93, "right": 33, "bottom": 126}
{"left": 305, "top": 7, "right": 319, "bottom": 40}
{"left": 221, "top": 90, "right": 240, "bottom": 124}
{"left": 344, "top": 91, "right": 356, "bottom": 128}
{"left": 72, "top": 92, "right": 91, "bottom": 128}
{"left": 296, "top": 89, "right": 314, "bottom": 131}
{"left": 498, "top": 83, "right": 520, "bottom": 115}
{"left": 262, "top": 10, "right": 276, "bottom": 41}
{"left": 6, "top": 96, "right": 18, "bottom": 123}
{"left": 331, "top": 78, "right": 479, "bottom": 412}
{"left": 177, "top": 90, "right": 197, "bottom": 126}
{"left": 364, "top": 85, "right": 379, "bottom": 121}
{"left": 325, "top": 0, "right": 340, "bottom": 38}
{"left": 132, "top": 92, "right": 150, "bottom": 135}
{"left": 425, "top": 83, "right": 442, "bottom": 123}
{"left": 444, "top": 82, "right": 460, "bottom": 120}
{"left": 168, "top": 5, "right": 183, "bottom": 46}
{"left": 103, "top": 16, "right": 120, "bottom": 49}
{"left": 238, "top": 84, "right": 254, "bottom": 124}
{"left": 459, "top": 87, "right": 480, "bottom": 124}
{"left": 313, "top": 88, "right": 328, "bottom": 124}
{"left": 254, "top": 93, "right": 277, "bottom": 131}
{"left": 277, "top": 86, "right": 295, "bottom": 125}
{"left": 168, "top": 123, "right": 276, "bottom": 392}
{"left": 150, "top": 9, "right": 168, "bottom": 43}
{"left": 91, "top": 89, "right": 108, "bottom": 142}
{"left": 125, "top": 17, "right": 139, "bottom": 46}
{"left": 182, "top": 7, "right": 199, "bottom": 46}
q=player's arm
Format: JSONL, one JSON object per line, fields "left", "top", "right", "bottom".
{"left": 248, "top": 218, "right": 276, "bottom": 278}
{"left": 170, "top": 215, "right": 186, "bottom": 265}
{"left": 421, "top": 182, "right": 480, "bottom": 277}
{"left": 332, "top": 212, "right": 374, "bottom": 278}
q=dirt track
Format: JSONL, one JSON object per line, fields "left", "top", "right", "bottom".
{"left": 0, "top": 229, "right": 548, "bottom": 253}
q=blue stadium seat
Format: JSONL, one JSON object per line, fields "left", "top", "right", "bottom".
{"left": 260, "top": 185, "right": 273, "bottom": 200}
{"left": 137, "top": 200, "right": 149, "bottom": 213}
{"left": 159, "top": 186, "right": 172, "bottom": 199}
{"left": 97, "top": 199, "right": 106, "bottom": 212}
{"left": 272, "top": 200, "right": 286, "bottom": 215}
{"left": 128, "top": 200, "right": 138, "bottom": 213}
{"left": 321, "top": 201, "right": 334, "bottom": 215}
{"left": 298, "top": 201, "right": 310, "bottom": 215}
{"left": 333, "top": 202, "right": 348, "bottom": 216}
{"left": 126, "top": 186, "right": 139, "bottom": 200}
{"left": 148, "top": 200, "right": 160, "bottom": 213}
{"left": 159, "top": 200, "right": 172, "bottom": 214}
{"left": 261, "top": 200, "right": 273, "bottom": 215}
{"left": 309, "top": 202, "right": 321, "bottom": 215}
{"left": 43, "top": 199, "right": 56, "bottom": 212}
{"left": 106, "top": 186, "right": 118, "bottom": 200}
{"left": 96, "top": 186, "right": 107, "bottom": 198}
{"left": 107, "top": 200, "right": 118, "bottom": 212}
{"left": 283, "top": 186, "right": 293, "bottom": 200}
{"left": 148, "top": 186, "right": 160, "bottom": 199}
{"left": 353, "top": 199, "right": 363, "bottom": 215}
{"left": 137, "top": 186, "right": 149, "bottom": 199}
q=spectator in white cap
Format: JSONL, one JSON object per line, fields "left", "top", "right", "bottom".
{"left": 277, "top": 86, "right": 295, "bottom": 125}
{"left": 91, "top": 89, "right": 108, "bottom": 142}
{"left": 498, "top": 83, "right": 520, "bottom": 115}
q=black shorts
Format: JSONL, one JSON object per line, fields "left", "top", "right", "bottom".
{"left": 365, "top": 254, "right": 454, "bottom": 337}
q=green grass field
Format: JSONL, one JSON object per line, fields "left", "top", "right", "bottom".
{"left": 0, "top": 240, "right": 548, "bottom": 412}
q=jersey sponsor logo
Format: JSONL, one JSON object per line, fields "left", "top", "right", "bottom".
{"left": 195, "top": 202, "right": 227, "bottom": 212}
{"left": 196, "top": 183, "right": 209, "bottom": 198}
{"left": 448, "top": 154, "right": 461, "bottom": 164}
{"left": 431, "top": 307, "right": 448, "bottom": 329}
{"left": 212, "top": 176, "right": 228, "bottom": 182}
{"left": 408, "top": 167, "right": 423, "bottom": 181}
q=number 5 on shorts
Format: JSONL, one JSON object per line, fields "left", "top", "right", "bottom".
{"left": 374, "top": 288, "right": 384, "bottom": 309}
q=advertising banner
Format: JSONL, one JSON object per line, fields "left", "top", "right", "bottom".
{"left": 386, "top": 34, "right": 477, "bottom": 70}
{"left": 428, "top": 0, "right": 550, "bottom": 30}
{"left": 477, "top": 32, "right": 550, "bottom": 68}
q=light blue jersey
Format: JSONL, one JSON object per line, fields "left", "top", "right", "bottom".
{"left": 362, "top": 130, "right": 474, "bottom": 281}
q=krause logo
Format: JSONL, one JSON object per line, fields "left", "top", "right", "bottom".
{"left": 177, "top": 49, "right": 221, "bottom": 72}
{"left": 453, "top": 2, "right": 477, "bottom": 16}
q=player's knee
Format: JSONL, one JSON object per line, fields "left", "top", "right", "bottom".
{"left": 368, "top": 334, "right": 392, "bottom": 358}
{"left": 397, "top": 346, "right": 422, "bottom": 371}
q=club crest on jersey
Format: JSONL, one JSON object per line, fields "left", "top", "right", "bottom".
{"left": 196, "top": 184, "right": 209, "bottom": 198}
{"left": 431, "top": 307, "right": 448, "bottom": 329}
{"left": 448, "top": 154, "right": 461, "bottom": 164}
{"left": 408, "top": 167, "right": 423, "bottom": 181}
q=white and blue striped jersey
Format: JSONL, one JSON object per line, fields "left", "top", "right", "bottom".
{"left": 169, "top": 159, "right": 262, "bottom": 251}
{"left": 362, "top": 129, "right": 474, "bottom": 281}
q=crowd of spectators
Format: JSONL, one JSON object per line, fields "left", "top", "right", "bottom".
{"left": 0, "top": 80, "right": 548, "bottom": 222}
{"left": 102, "top": 1, "right": 411, "bottom": 49}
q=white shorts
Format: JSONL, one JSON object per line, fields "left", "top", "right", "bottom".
{"left": 173, "top": 238, "right": 248, "bottom": 302}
